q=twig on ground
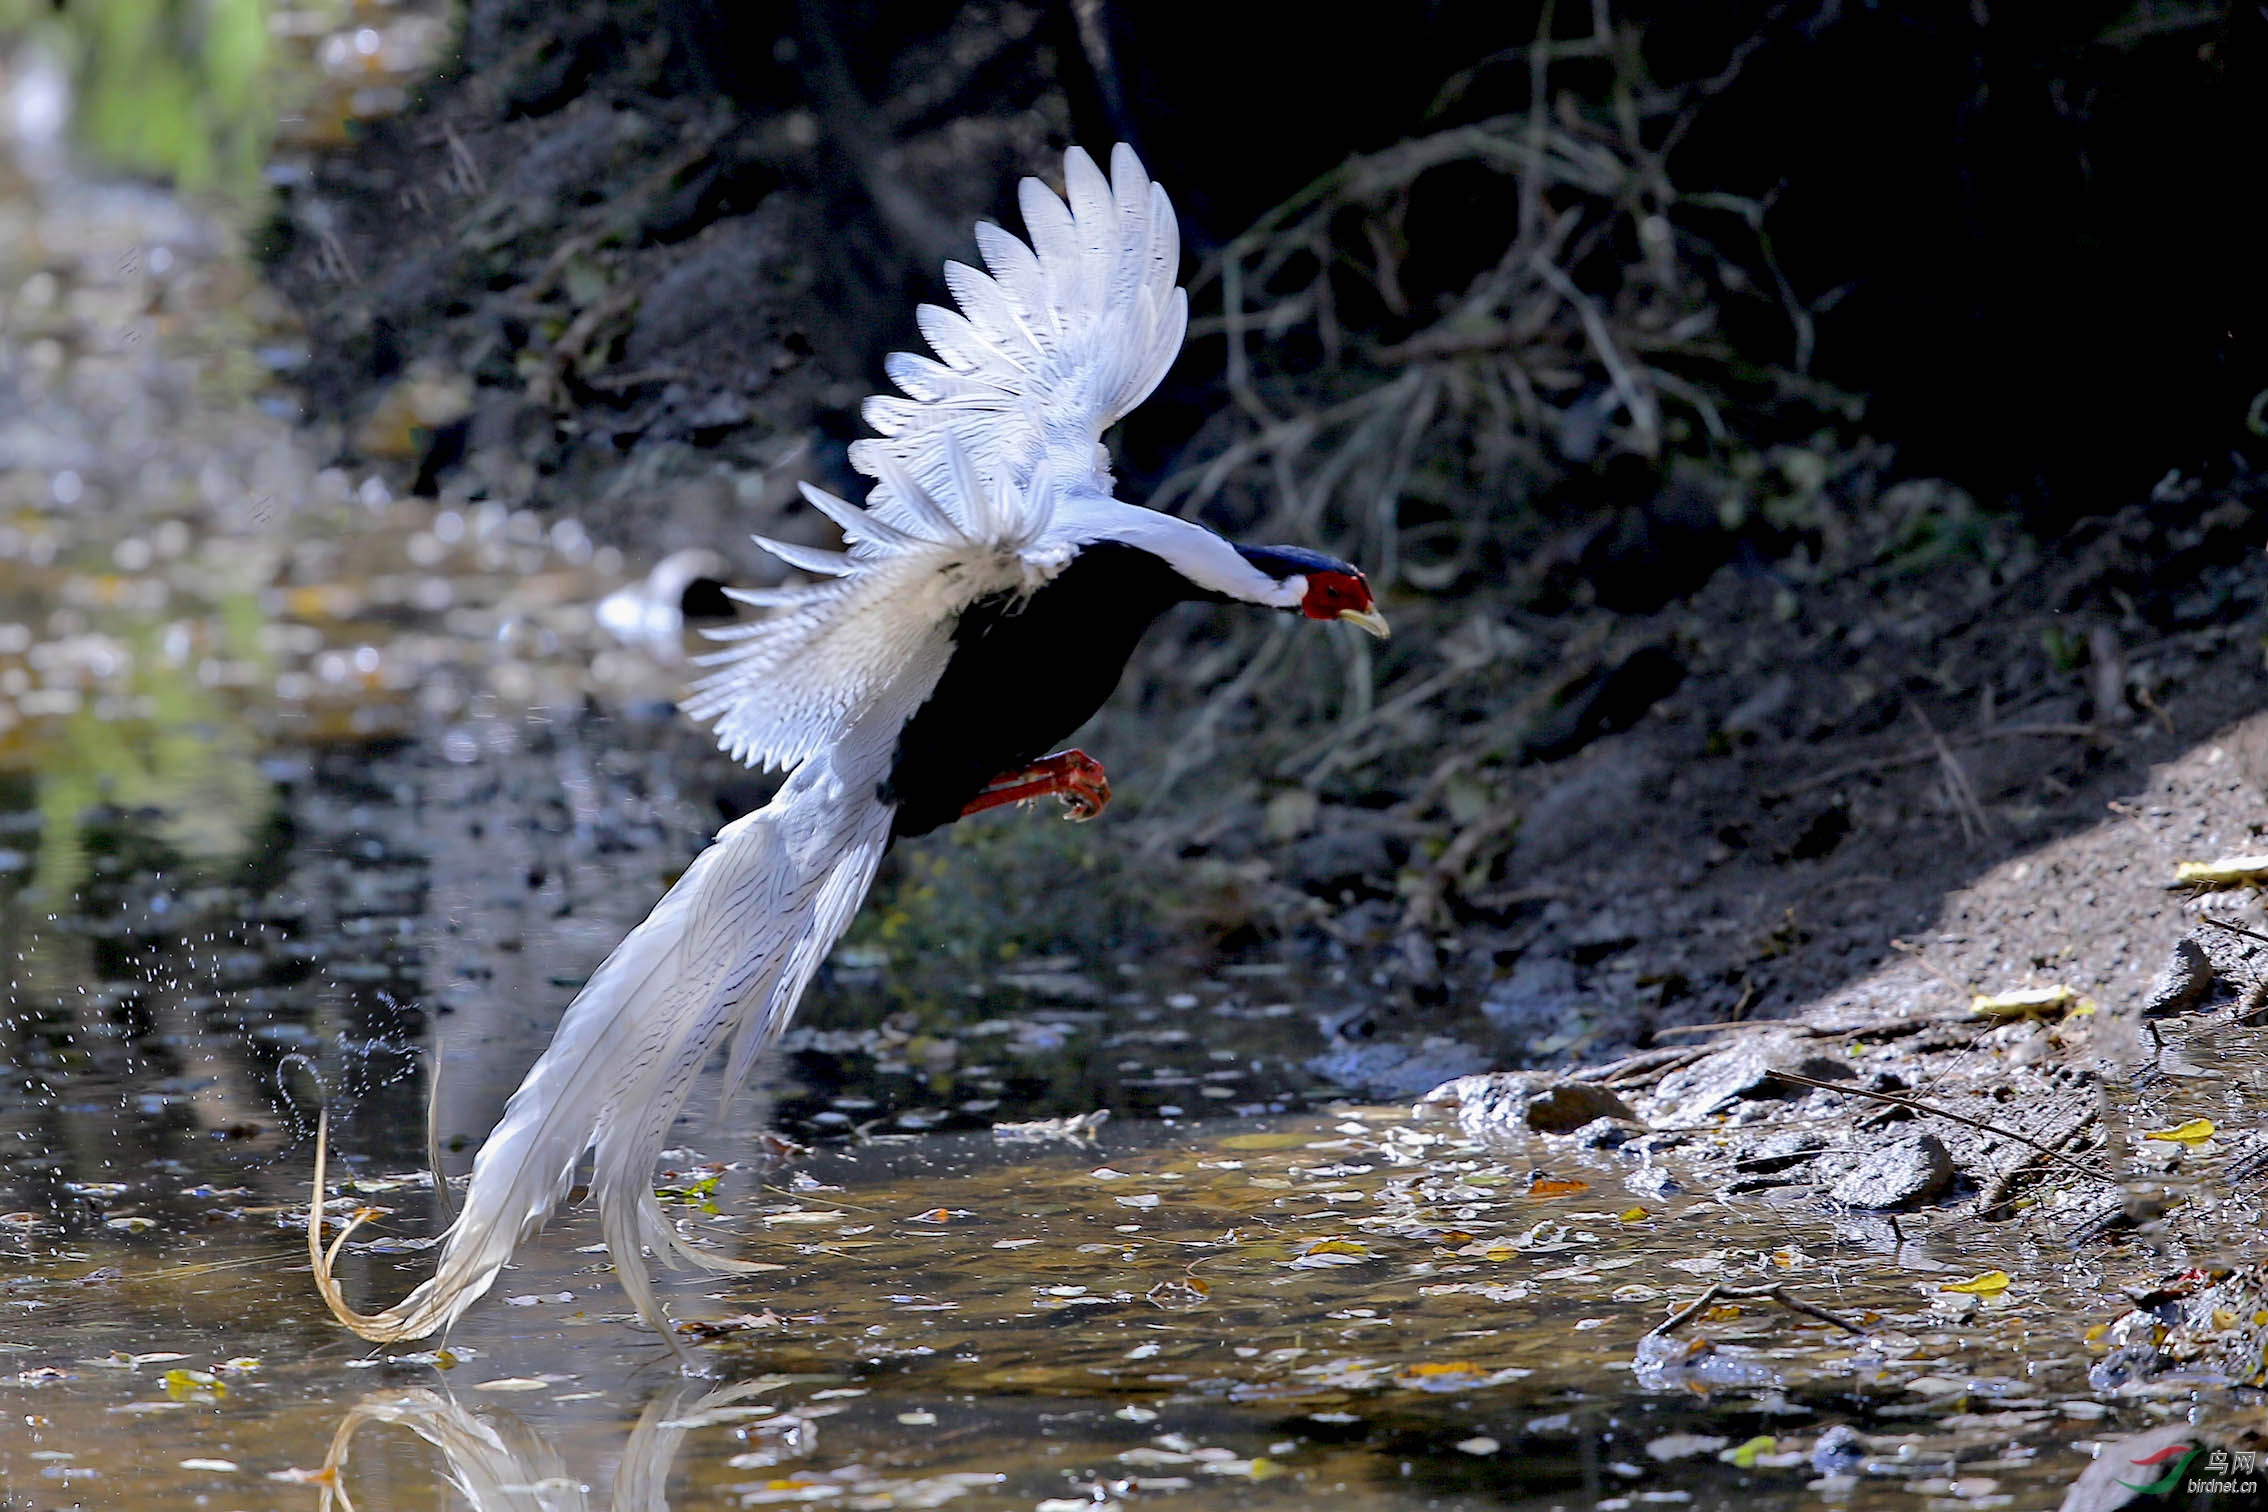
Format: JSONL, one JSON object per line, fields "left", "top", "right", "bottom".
{"left": 1649, "top": 1280, "right": 1868, "bottom": 1337}
{"left": 1911, "top": 702, "right": 1988, "bottom": 842}
{"left": 1976, "top": 1115, "right": 2102, "bottom": 1218}
{"left": 2200, "top": 915, "right": 2268, "bottom": 947}
{"left": 1571, "top": 1045, "right": 1712, "bottom": 1087}
{"left": 1761, "top": 723, "right": 2102, "bottom": 803}
{"left": 1766, "top": 1070, "right": 2117, "bottom": 1184}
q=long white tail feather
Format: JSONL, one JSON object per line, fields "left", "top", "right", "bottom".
{"left": 314, "top": 753, "right": 893, "bottom": 1345}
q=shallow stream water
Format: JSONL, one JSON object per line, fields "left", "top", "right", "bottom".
{"left": 4, "top": 8, "right": 2268, "bottom": 1511}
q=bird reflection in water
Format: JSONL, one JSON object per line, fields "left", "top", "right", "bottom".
{"left": 317, "top": 1377, "right": 785, "bottom": 1512}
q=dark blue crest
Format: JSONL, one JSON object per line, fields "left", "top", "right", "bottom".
{"left": 1233, "top": 544, "right": 1362, "bottom": 581}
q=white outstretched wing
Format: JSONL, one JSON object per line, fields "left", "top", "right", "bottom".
{"left": 682, "top": 448, "right": 1065, "bottom": 773}
{"left": 850, "top": 143, "right": 1186, "bottom": 539}
{"left": 686, "top": 143, "right": 1185, "bottom": 775}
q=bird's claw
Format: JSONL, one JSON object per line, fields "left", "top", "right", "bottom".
{"left": 961, "top": 749, "right": 1111, "bottom": 823}
{"left": 1051, "top": 751, "right": 1111, "bottom": 822}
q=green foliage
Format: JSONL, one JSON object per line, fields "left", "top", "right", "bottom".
{"left": 2041, "top": 623, "right": 2087, "bottom": 673}
{"left": 845, "top": 814, "right": 1152, "bottom": 979}
{"left": 21, "top": 602, "right": 274, "bottom": 904}
{"left": 1874, "top": 478, "right": 1989, "bottom": 578}
{"left": 11, "top": 0, "right": 274, "bottom": 202}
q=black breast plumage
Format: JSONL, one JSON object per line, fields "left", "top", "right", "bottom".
{"left": 883, "top": 542, "right": 1199, "bottom": 839}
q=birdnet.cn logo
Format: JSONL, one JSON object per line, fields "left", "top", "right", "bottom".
{"left": 2116, "top": 1443, "right": 2260, "bottom": 1498}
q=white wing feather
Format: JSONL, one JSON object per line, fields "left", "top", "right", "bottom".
{"left": 851, "top": 143, "right": 1187, "bottom": 542}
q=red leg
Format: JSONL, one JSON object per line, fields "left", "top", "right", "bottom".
{"left": 960, "top": 749, "right": 1112, "bottom": 822}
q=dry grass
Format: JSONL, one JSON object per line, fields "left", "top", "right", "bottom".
{"left": 1119, "top": 0, "right": 1839, "bottom": 828}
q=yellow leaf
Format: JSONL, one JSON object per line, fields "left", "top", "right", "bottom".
{"left": 2142, "top": 1118, "right": 2215, "bottom": 1145}
{"left": 1219, "top": 1132, "right": 1311, "bottom": 1151}
{"left": 161, "top": 1368, "right": 225, "bottom": 1401}
{"left": 1970, "top": 986, "right": 2090, "bottom": 1020}
{"left": 1303, "top": 1240, "right": 1368, "bottom": 1258}
{"left": 1720, "top": 1436, "right": 1777, "bottom": 1468}
{"left": 1401, "top": 1361, "right": 1479, "bottom": 1378}
{"left": 2174, "top": 854, "right": 2268, "bottom": 887}
{"left": 1941, "top": 1270, "right": 2012, "bottom": 1296}
{"left": 1526, "top": 1176, "right": 1590, "bottom": 1198}
{"left": 1483, "top": 1245, "right": 1518, "bottom": 1262}
{"left": 1619, "top": 1207, "right": 1648, "bottom": 1223}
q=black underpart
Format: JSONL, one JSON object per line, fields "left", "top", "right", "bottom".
{"left": 885, "top": 542, "right": 1252, "bottom": 840}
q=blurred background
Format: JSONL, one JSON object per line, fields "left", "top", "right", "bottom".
{"left": 1, "top": 0, "right": 2265, "bottom": 1154}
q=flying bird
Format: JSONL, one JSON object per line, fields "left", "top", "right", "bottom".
{"left": 312, "top": 144, "right": 1387, "bottom": 1346}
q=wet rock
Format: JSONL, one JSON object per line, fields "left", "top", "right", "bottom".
{"left": 1414, "top": 1070, "right": 1543, "bottom": 1126}
{"left": 595, "top": 548, "right": 734, "bottom": 661}
{"left": 1828, "top": 1132, "right": 1952, "bottom": 1209}
{"left": 1624, "top": 1164, "right": 1683, "bottom": 1200}
{"left": 1619, "top": 1132, "right": 1688, "bottom": 1160}
{"left": 2056, "top": 1423, "right": 2254, "bottom": 1512}
{"left": 2085, "top": 1264, "right": 2268, "bottom": 1394}
{"left": 1810, "top": 1425, "right": 1863, "bottom": 1477}
{"left": 2141, "top": 934, "right": 2213, "bottom": 1017}
{"left": 1413, "top": 1072, "right": 1636, "bottom": 1136}
{"left": 1645, "top": 1032, "right": 1856, "bottom": 1126}
{"left": 1568, "top": 1116, "right": 1638, "bottom": 1149}
{"left": 1312, "top": 1036, "right": 1492, "bottom": 1101}
{"left": 1526, "top": 1082, "right": 1639, "bottom": 1133}
{"left": 1732, "top": 1127, "right": 1828, "bottom": 1174}
{"left": 1630, "top": 1331, "right": 1781, "bottom": 1392}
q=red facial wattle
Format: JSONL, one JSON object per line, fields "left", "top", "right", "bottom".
{"left": 1299, "top": 570, "right": 1390, "bottom": 637}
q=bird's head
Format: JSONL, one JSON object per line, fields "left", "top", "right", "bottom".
{"left": 1233, "top": 545, "right": 1390, "bottom": 638}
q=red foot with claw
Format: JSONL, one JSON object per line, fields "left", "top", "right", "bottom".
{"left": 960, "top": 749, "right": 1112, "bottom": 822}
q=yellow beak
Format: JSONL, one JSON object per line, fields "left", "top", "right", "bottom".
{"left": 1336, "top": 606, "right": 1391, "bottom": 639}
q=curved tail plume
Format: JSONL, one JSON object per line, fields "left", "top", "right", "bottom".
{"left": 312, "top": 753, "right": 893, "bottom": 1347}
